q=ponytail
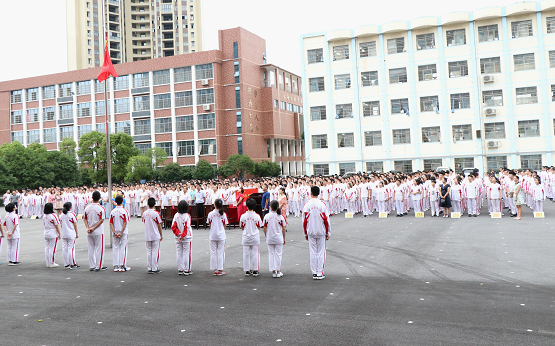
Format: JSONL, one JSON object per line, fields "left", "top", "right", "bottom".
{"left": 215, "top": 198, "right": 224, "bottom": 216}
{"left": 62, "top": 202, "right": 72, "bottom": 215}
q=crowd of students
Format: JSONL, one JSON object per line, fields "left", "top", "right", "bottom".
{"left": 0, "top": 166, "right": 551, "bottom": 277}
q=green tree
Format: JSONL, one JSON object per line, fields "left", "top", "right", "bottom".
{"left": 59, "top": 137, "right": 77, "bottom": 157}
{"left": 0, "top": 159, "right": 17, "bottom": 192}
{"left": 217, "top": 164, "right": 234, "bottom": 178}
{"left": 77, "top": 131, "right": 105, "bottom": 183}
{"left": 158, "top": 162, "right": 183, "bottom": 182}
{"left": 192, "top": 159, "right": 215, "bottom": 180}
{"left": 99, "top": 133, "right": 140, "bottom": 182}
{"left": 146, "top": 147, "right": 168, "bottom": 167}
{"left": 126, "top": 155, "right": 154, "bottom": 182}
{"left": 221, "top": 154, "right": 255, "bottom": 179}
{"left": 254, "top": 160, "right": 282, "bottom": 177}
{"left": 0, "top": 142, "right": 54, "bottom": 189}
{"left": 80, "top": 168, "right": 92, "bottom": 186}
{"left": 46, "top": 151, "right": 81, "bottom": 187}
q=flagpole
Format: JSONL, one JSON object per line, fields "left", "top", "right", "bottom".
{"left": 102, "top": 0, "right": 113, "bottom": 248}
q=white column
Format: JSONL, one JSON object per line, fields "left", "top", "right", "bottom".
{"left": 38, "top": 88, "right": 44, "bottom": 144}
{"left": 72, "top": 81, "right": 78, "bottom": 144}
{"left": 91, "top": 79, "right": 96, "bottom": 132}
{"left": 270, "top": 138, "right": 276, "bottom": 162}
{"left": 149, "top": 71, "right": 155, "bottom": 150}
{"left": 55, "top": 84, "right": 61, "bottom": 144}
{"left": 192, "top": 67, "right": 199, "bottom": 163}
{"left": 170, "top": 68, "right": 177, "bottom": 163}
{"left": 22, "top": 90, "right": 27, "bottom": 146}
{"left": 109, "top": 76, "right": 116, "bottom": 133}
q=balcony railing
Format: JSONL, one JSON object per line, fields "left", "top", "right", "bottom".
{"left": 108, "top": 0, "right": 119, "bottom": 5}
{"left": 134, "top": 100, "right": 150, "bottom": 111}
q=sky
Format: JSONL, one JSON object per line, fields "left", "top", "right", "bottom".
{"left": 0, "top": 0, "right": 520, "bottom": 82}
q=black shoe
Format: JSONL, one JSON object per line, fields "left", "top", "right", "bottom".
{"left": 312, "top": 274, "right": 318, "bottom": 280}
{"left": 94, "top": 268, "right": 100, "bottom": 272}
{"left": 403, "top": 212, "right": 407, "bottom": 215}
{"left": 468, "top": 214, "right": 472, "bottom": 217}
{"left": 73, "top": 264, "right": 80, "bottom": 268}
{"left": 100, "top": 267, "right": 107, "bottom": 271}
{"left": 148, "top": 270, "right": 154, "bottom": 274}
{"left": 183, "top": 271, "right": 192, "bottom": 276}
{"left": 245, "top": 271, "right": 253, "bottom": 276}
{"left": 252, "top": 270, "right": 259, "bottom": 277}
{"left": 178, "top": 270, "right": 184, "bottom": 275}
{"left": 474, "top": 214, "right": 477, "bottom": 217}
{"left": 90, "top": 268, "right": 95, "bottom": 271}
{"left": 152, "top": 269, "right": 163, "bottom": 274}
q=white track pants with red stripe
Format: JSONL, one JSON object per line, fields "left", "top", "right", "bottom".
{"left": 44, "top": 237, "right": 58, "bottom": 266}
{"left": 113, "top": 234, "right": 128, "bottom": 267}
{"left": 210, "top": 240, "right": 225, "bottom": 271}
{"left": 176, "top": 239, "right": 192, "bottom": 272}
{"left": 87, "top": 234, "right": 104, "bottom": 270}
{"left": 146, "top": 240, "right": 160, "bottom": 271}
{"left": 308, "top": 236, "right": 326, "bottom": 276}
{"left": 267, "top": 243, "right": 282, "bottom": 272}
{"left": 6, "top": 238, "right": 19, "bottom": 263}
{"left": 62, "top": 238, "right": 76, "bottom": 267}
{"left": 243, "top": 245, "right": 259, "bottom": 272}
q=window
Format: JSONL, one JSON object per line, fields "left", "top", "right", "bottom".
{"left": 198, "top": 113, "right": 215, "bottom": 130}
{"left": 43, "top": 107, "right": 55, "bottom": 121}
{"left": 387, "top": 37, "right": 404, "bottom": 54}
{"left": 175, "top": 91, "right": 193, "bottom": 107}
{"left": 10, "top": 90, "right": 22, "bottom": 103}
{"left": 233, "top": 41, "right": 238, "bottom": 59}
{"left": 197, "top": 88, "right": 214, "bottom": 104}
{"left": 361, "top": 71, "right": 378, "bottom": 86}
{"left": 332, "top": 45, "right": 349, "bottom": 60}
{"left": 96, "top": 123, "right": 110, "bottom": 134}
{"left": 27, "top": 108, "right": 39, "bottom": 123}
{"left": 11, "top": 131, "right": 24, "bottom": 143}
{"left": 235, "top": 88, "right": 241, "bottom": 108}
{"left": 334, "top": 74, "right": 351, "bottom": 89}
{"left": 43, "top": 85, "right": 55, "bottom": 99}
{"left": 77, "top": 81, "right": 91, "bottom": 95}
{"left": 309, "top": 77, "right": 325, "bottom": 92}
{"left": 359, "top": 41, "right": 377, "bottom": 58}
{"left": 134, "top": 119, "right": 151, "bottom": 135}
{"left": 452, "top": 124, "right": 472, "bottom": 141}
{"left": 113, "top": 75, "right": 129, "bottom": 90}
{"left": 95, "top": 100, "right": 110, "bottom": 116}
{"left": 176, "top": 115, "right": 194, "bottom": 132}
{"left": 26, "top": 88, "right": 39, "bottom": 102}
{"left": 422, "top": 126, "right": 441, "bottom": 143}
{"left": 174, "top": 66, "right": 192, "bottom": 83}
{"left": 199, "top": 139, "right": 216, "bottom": 155}
{"left": 27, "top": 130, "right": 40, "bottom": 144}
{"left": 339, "top": 163, "right": 356, "bottom": 175}
{"left": 424, "top": 159, "right": 442, "bottom": 171}
{"left": 391, "top": 99, "right": 409, "bottom": 114}
{"left": 448, "top": 61, "right": 468, "bottom": 77}
{"left": 307, "top": 48, "right": 324, "bottom": 64}
{"left": 364, "top": 131, "right": 382, "bottom": 146}
{"left": 135, "top": 143, "right": 151, "bottom": 155}
{"left": 177, "top": 140, "right": 195, "bottom": 156}
{"left": 156, "top": 142, "right": 173, "bottom": 157}
{"left": 154, "top": 117, "right": 172, "bottom": 134}
{"left": 394, "top": 160, "right": 412, "bottom": 173}
{"left": 95, "top": 80, "right": 111, "bottom": 93}
{"left": 420, "top": 96, "right": 439, "bottom": 112}
{"left": 335, "top": 103, "right": 353, "bottom": 118}
{"left": 548, "top": 16, "right": 555, "bottom": 34}
{"left": 366, "top": 162, "right": 383, "bottom": 172}
{"left": 485, "top": 122, "right": 505, "bottom": 139}
{"left": 313, "top": 164, "right": 329, "bottom": 175}
{"left": 478, "top": 24, "right": 499, "bottom": 42}
{"left": 115, "top": 121, "right": 131, "bottom": 135}
{"left": 550, "top": 51, "right": 555, "bottom": 68}
{"left": 274, "top": 100, "right": 278, "bottom": 109}
{"left": 310, "top": 106, "right": 326, "bottom": 121}
{"left": 450, "top": 93, "right": 470, "bottom": 109}
{"left": 418, "top": 64, "right": 437, "bottom": 81}
{"left": 78, "top": 125, "right": 92, "bottom": 139}
{"left": 153, "top": 69, "right": 170, "bottom": 85}
{"left": 487, "top": 156, "right": 507, "bottom": 171}
{"left": 511, "top": 20, "right": 533, "bottom": 38}
{"left": 337, "top": 133, "right": 354, "bottom": 148}
{"left": 392, "top": 128, "right": 411, "bottom": 144}
{"left": 482, "top": 90, "right": 503, "bottom": 107}
{"left": 516, "top": 86, "right": 538, "bottom": 105}
{"left": 133, "top": 73, "right": 149, "bottom": 88}
{"left": 312, "top": 134, "right": 328, "bottom": 149}
{"left": 520, "top": 155, "right": 542, "bottom": 170}
{"left": 154, "top": 93, "right": 171, "bottom": 109}
{"left": 389, "top": 68, "right": 407, "bottom": 83}
{"left": 114, "top": 98, "right": 130, "bottom": 113}
{"left": 196, "top": 63, "right": 213, "bottom": 79}
{"left": 416, "top": 33, "right": 435, "bottom": 50}
{"left": 280, "top": 101, "right": 286, "bottom": 110}
{"left": 60, "top": 126, "right": 74, "bottom": 140}
{"left": 363, "top": 101, "right": 380, "bottom": 116}
{"left": 236, "top": 112, "right": 242, "bottom": 134}
{"left": 43, "top": 128, "right": 56, "bottom": 143}
{"left": 446, "top": 29, "right": 466, "bottom": 46}
{"left": 77, "top": 102, "right": 91, "bottom": 117}
{"left": 59, "top": 83, "right": 73, "bottom": 97}
{"left": 552, "top": 85, "right": 555, "bottom": 101}
{"left": 454, "top": 157, "right": 474, "bottom": 171}
{"left": 514, "top": 53, "right": 535, "bottom": 71}
{"left": 59, "top": 104, "right": 73, "bottom": 119}
{"left": 518, "top": 120, "right": 540, "bottom": 137}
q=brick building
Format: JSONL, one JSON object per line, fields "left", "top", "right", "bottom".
{"left": 0, "top": 27, "right": 305, "bottom": 175}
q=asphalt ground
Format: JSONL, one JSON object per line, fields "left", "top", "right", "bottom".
{"left": 0, "top": 202, "right": 554, "bottom": 346}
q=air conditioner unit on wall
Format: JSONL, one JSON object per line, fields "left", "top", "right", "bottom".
{"left": 483, "top": 75, "right": 494, "bottom": 83}
{"left": 203, "top": 104, "right": 211, "bottom": 111}
{"left": 201, "top": 79, "right": 209, "bottom": 86}
{"left": 487, "top": 141, "right": 500, "bottom": 149}
{"left": 485, "top": 108, "right": 497, "bottom": 116}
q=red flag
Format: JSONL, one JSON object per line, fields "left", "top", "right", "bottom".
{"left": 97, "top": 40, "right": 118, "bottom": 83}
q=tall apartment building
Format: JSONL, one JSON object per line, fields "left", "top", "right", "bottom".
{"left": 302, "top": 0, "right": 555, "bottom": 176}
{"left": 1, "top": 28, "right": 305, "bottom": 175}
{"left": 67, "top": 0, "right": 203, "bottom": 71}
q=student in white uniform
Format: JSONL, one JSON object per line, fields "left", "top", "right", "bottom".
{"left": 465, "top": 175, "right": 478, "bottom": 217}
{"left": 240, "top": 198, "right": 262, "bottom": 277}
{"left": 532, "top": 176, "right": 546, "bottom": 213}
{"left": 84, "top": 191, "right": 107, "bottom": 272}
{"left": 43, "top": 203, "right": 62, "bottom": 268}
{"left": 4, "top": 203, "right": 21, "bottom": 265}
{"left": 302, "top": 186, "right": 330, "bottom": 280}
{"left": 394, "top": 180, "right": 405, "bottom": 217}
{"left": 207, "top": 199, "right": 228, "bottom": 276}
{"left": 61, "top": 202, "right": 80, "bottom": 269}
{"left": 142, "top": 197, "right": 163, "bottom": 274}
{"left": 264, "top": 200, "right": 287, "bottom": 278}
{"left": 172, "top": 200, "right": 193, "bottom": 275}
{"left": 429, "top": 180, "right": 440, "bottom": 217}
{"left": 110, "top": 196, "right": 131, "bottom": 272}
{"left": 0, "top": 221, "right": 5, "bottom": 264}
